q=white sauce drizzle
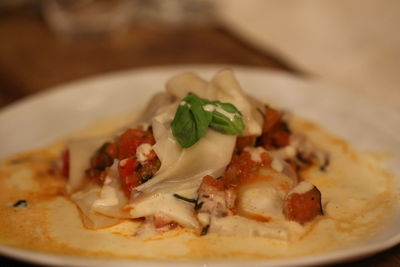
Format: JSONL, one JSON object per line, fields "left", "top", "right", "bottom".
{"left": 202, "top": 104, "right": 238, "bottom": 122}
{"left": 119, "top": 158, "right": 128, "bottom": 167}
{"left": 271, "top": 157, "right": 284, "bottom": 172}
{"left": 284, "top": 146, "right": 296, "bottom": 158}
{"left": 93, "top": 184, "right": 119, "bottom": 207}
{"left": 215, "top": 106, "right": 237, "bottom": 121}
{"left": 136, "top": 143, "right": 153, "bottom": 164}
{"left": 244, "top": 147, "right": 267, "bottom": 163}
{"left": 203, "top": 104, "right": 215, "bottom": 112}
{"left": 289, "top": 181, "right": 314, "bottom": 195}
{"left": 104, "top": 175, "right": 113, "bottom": 185}
{"left": 180, "top": 101, "right": 191, "bottom": 108}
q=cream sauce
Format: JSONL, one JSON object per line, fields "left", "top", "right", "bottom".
{"left": 0, "top": 116, "right": 396, "bottom": 259}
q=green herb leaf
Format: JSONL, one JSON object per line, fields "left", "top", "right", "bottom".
{"left": 185, "top": 93, "right": 213, "bottom": 139}
{"left": 171, "top": 103, "right": 197, "bottom": 148}
{"left": 209, "top": 101, "right": 244, "bottom": 135}
{"left": 171, "top": 93, "right": 244, "bottom": 148}
{"left": 171, "top": 93, "right": 212, "bottom": 148}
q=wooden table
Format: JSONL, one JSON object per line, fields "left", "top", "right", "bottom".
{"left": 0, "top": 7, "right": 399, "bottom": 267}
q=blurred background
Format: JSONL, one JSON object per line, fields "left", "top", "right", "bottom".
{"left": 0, "top": 0, "right": 399, "bottom": 111}
{"left": 0, "top": 0, "right": 294, "bottom": 109}
{"left": 0, "top": 0, "right": 399, "bottom": 266}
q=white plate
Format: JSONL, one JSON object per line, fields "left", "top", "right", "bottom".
{"left": 0, "top": 65, "right": 399, "bottom": 266}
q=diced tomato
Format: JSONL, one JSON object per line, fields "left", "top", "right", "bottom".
{"left": 283, "top": 186, "right": 323, "bottom": 224}
{"left": 86, "top": 142, "right": 116, "bottom": 181}
{"left": 105, "top": 142, "right": 118, "bottom": 159}
{"left": 222, "top": 151, "right": 271, "bottom": 188}
{"left": 90, "top": 143, "right": 115, "bottom": 171}
{"left": 85, "top": 128, "right": 161, "bottom": 197}
{"left": 263, "top": 107, "right": 282, "bottom": 133}
{"left": 118, "top": 157, "right": 141, "bottom": 197}
{"left": 261, "top": 107, "right": 291, "bottom": 149}
{"left": 153, "top": 215, "right": 178, "bottom": 229}
{"left": 198, "top": 175, "right": 237, "bottom": 216}
{"left": 201, "top": 175, "right": 225, "bottom": 191}
{"left": 61, "top": 149, "right": 69, "bottom": 178}
{"left": 138, "top": 153, "right": 161, "bottom": 183}
{"left": 117, "top": 129, "right": 155, "bottom": 160}
{"left": 235, "top": 136, "right": 257, "bottom": 153}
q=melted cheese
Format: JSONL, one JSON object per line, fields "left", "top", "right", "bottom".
{"left": 91, "top": 161, "right": 130, "bottom": 219}
{"left": 93, "top": 185, "right": 119, "bottom": 207}
{"left": 71, "top": 186, "right": 120, "bottom": 229}
{"left": 289, "top": 181, "right": 314, "bottom": 195}
{"left": 166, "top": 71, "right": 216, "bottom": 100}
{"left": 238, "top": 168, "right": 296, "bottom": 219}
{"left": 244, "top": 146, "right": 267, "bottom": 163}
{"left": 136, "top": 143, "right": 153, "bottom": 164}
{"left": 271, "top": 157, "right": 284, "bottom": 172}
{"left": 67, "top": 137, "right": 108, "bottom": 193}
{"left": 129, "top": 189, "right": 199, "bottom": 229}
{"left": 212, "top": 69, "right": 264, "bottom": 136}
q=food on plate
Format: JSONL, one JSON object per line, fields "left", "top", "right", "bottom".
{"left": 0, "top": 69, "right": 396, "bottom": 259}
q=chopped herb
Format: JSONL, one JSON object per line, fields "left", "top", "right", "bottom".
{"left": 13, "top": 200, "right": 28, "bottom": 209}
{"left": 173, "top": 194, "right": 204, "bottom": 211}
{"left": 141, "top": 173, "right": 153, "bottom": 183}
{"left": 319, "top": 154, "right": 330, "bottom": 172}
{"left": 173, "top": 194, "right": 197, "bottom": 204}
{"left": 296, "top": 152, "right": 311, "bottom": 164}
{"left": 200, "top": 224, "right": 210, "bottom": 236}
{"left": 195, "top": 201, "right": 204, "bottom": 210}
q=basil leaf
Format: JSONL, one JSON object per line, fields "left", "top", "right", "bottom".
{"left": 210, "top": 102, "right": 244, "bottom": 135}
{"left": 213, "top": 101, "right": 239, "bottom": 113}
{"left": 171, "top": 103, "right": 197, "bottom": 148}
{"left": 171, "top": 93, "right": 244, "bottom": 148}
{"left": 171, "top": 93, "right": 212, "bottom": 148}
{"left": 185, "top": 93, "right": 213, "bottom": 139}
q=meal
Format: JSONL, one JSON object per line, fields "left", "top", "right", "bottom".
{"left": 0, "top": 69, "right": 396, "bottom": 259}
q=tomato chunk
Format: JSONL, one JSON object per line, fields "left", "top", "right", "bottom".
{"left": 118, "top": 157, "right": 141, "bottom": 197}
{"left": 117, "top": 129, "right": 155, "bottom": 160}
{"left": 201, "top": 175, "right": 225, "bottom": 191}
{"left": 235, "top": 135, "right": 257, "bottom": 153}
{"left": 116, "top": 129, "right": 161, "bottom": 197}
{"left": 222, "top": 151, "right": 271, "bottom": 188}
{"left": 86, "top": 142, "right": 116, "bottom": 181}
{"left": 261, "top": 107, "right": 291, "bottom": 149}
{"left": 84, "top": 128, "right": 161, "bottom": 197}
{"left": 283, "top": 184, "right": 323, "bottom": 224}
